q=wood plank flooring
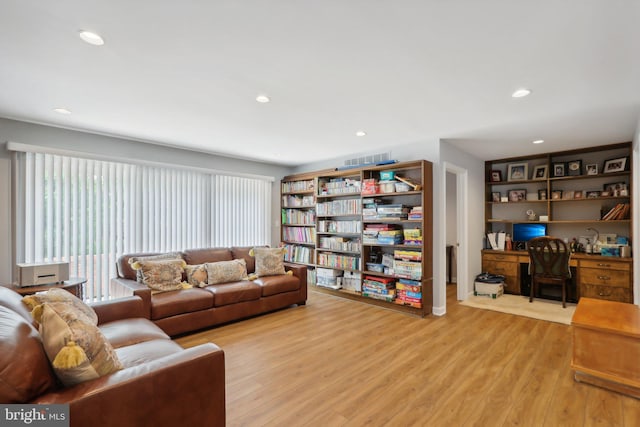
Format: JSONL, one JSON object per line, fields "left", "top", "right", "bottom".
{"left": 175, "top": 285, "right": 640, "bottom": 426}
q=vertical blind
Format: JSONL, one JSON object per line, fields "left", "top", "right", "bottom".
{"left": 15, "top": 151, "right": 272, "bottom": 300}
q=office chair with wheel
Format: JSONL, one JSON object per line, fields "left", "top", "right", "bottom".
{"left": 527, "top": 236, "right": 572, "bottom": 308}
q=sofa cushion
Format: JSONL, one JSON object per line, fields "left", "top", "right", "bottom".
{"left": 0, "top": 286, "right": 38, "bottom": 326}
{"left": 115, "top": 339, "right": 184, "bottom": 368}
{"left": 185, "top": 264, "right": 209, "bottom": 287}
{"left": 205, "top": 259, "right": 248, "bottom": 285}
{"left": 100, "top": 318, "right": 170, "bottom": 349}
{"left": 128, "top": 252, "right": 184, "bottom": 282}
{"left": 132, "top": 259, "right": 190, "bottom": 293}
{"left": 117, "top": 252, "right": 165, "bottom": 280}
{"left": 203, "top": 281, "right": 262, "bottom": 307}
{"left": 252, "top": 247, "right": 287, "bottom": 277}
{"left": 22, "top": 288, "right": 98, "bottom": 325}
{"left": 0, "top": 306, "right": 56, "bottom": 403}
{"left": 254, "top": 274, "right": 301, "bottom": 297}
{"left": 150, "top": 288, "right": 214, "bottom": 320}
{"left": 183, "top": 248, "right": 233, "bottom": 266}
{"left": 38, "top": 302, "right": 123, "bottom": 387}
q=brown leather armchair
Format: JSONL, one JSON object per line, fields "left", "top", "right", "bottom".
{"left": 0, "top": 287, "right": 225, "bottom": 427}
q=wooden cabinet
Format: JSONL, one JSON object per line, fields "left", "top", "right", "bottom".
{"left": 578, "top": 259, "right": 632, "bottom": 303}
{"left": 281, "top": 160, "right": 433, "bottom": 316}
{"left": 481, "top": 252, "right": 520, "bottom": 295}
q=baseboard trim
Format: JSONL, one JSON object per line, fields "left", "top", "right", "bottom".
{"left": 432, "top": 305, "right": 446, "bottom": 316}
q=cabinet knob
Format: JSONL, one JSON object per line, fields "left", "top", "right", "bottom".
{"left": 598, "top": 290, "right": 612, "bottom": 297}
{"left": 597, "top": 275, "right": 610, "bottom": 281}
{"left": 597, "top": 263, "right": 611, "bottom": 267}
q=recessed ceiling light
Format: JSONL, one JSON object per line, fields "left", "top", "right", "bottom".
{"left": 532, "top": 139, "right": 544, "bottom": 144}
{"left": 356, "top": 131, "right": 367, "bottom": 137}
{"left": 78, "top": 30, "right": 104, "bottom": 46}
{"left": 53, "top": 108, "right": 72, "bottom": 115}
{"left": 255, "top": 95, "right": 270, "bottom": 103}
{"left": 512, "top": 88, "right": 531, "bottom": 98}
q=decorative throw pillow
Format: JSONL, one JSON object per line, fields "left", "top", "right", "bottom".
{"left": 250, "top": 247, "right": 290, "bottom": 277}
{"left": 22, "top": 288, "right": 98, "bottom": 325}
{"left": 204, "top": 259, "right": 248, "bottom": 286}
{"left": 184, "top": 264, "right": 209, "bottom": 287}
{"left": 131, "top": 259, "right": 191, "bottom": 293}
{"left": 128, "top": 252, "right": 183, "bottom": 283}
{"left": 36, "top": 302, "right": 123, "bottom": 387}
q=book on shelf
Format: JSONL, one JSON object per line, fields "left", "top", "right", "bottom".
{"left": 602, "top": 203, "right": 630, "bottom": 220}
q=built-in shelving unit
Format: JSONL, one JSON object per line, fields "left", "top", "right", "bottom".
{"left": 280, "top": 160, "right": 433, "bottom": 316}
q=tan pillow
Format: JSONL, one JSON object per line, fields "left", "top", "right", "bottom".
{"left": 37, "top": 302, "right": 123, "bottom": 387}
{"left": 205, "top": 259, "right": 248, "bottom": 285}
{"left": 132, "top": 259, "right": 191, "bottom": 293}
{"left": 22, "top": 288, "right": 98, "bottom": 325}
{"left": 128, "top": 252, "right": 183, "bottom": 283}
{"left": 251, "top": 247, "right": 287, "bottom": 277}
{"left": 185, "top": 264, "right": 209, "bottom": 287}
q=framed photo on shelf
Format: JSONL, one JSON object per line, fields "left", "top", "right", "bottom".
{"left": 574, "top": 190, "right": 583, "bottom": 199}
{"left": 603, "top": 182, "right": 628, "bottom": 196}
{"left": 552, "top": 162, "right": 566, "bottom": 177}
{"left": 567, "top": 160, "right": 582, "bottom": 176}
{"left": 586, "top": 190, "right": 601, "bottom": 198}
{"left": 532, "top": 165, "right": 548, "bottom": 180}
{"left": 538, "top": 189, "right": 547, "bottom": 200}
{"left": 551, "top": 190, "right": 563, "bottom": 200}
{"left": 585, "top": 163, "right": 598, "bottom": 175}
{"left": 507, "top": 163, "right": 528, "bottom": 181}
{"left": 491, "top": 192, "right": 501, "bottom": 202}
{"left": 490, "top": 170, "right": 502, "bottom": 182}
{"left": 603, "top": 156, "right": 628, "bottom": 173}
{"left": 563, "top": 190, "right": 575, "bottom": 199}
{"left": 508, "top": 189, "right": 527, "bottom": 202}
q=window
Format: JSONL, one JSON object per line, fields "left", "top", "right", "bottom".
{"left": 13, "top": 150, "right": 272, "bottom": 300}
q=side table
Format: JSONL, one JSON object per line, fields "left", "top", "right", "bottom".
{"left": 1, "top": 277, "right": 88, "bottom": 299}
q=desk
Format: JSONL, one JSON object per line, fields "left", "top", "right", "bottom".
{"left": 1, "top": 277, "right": 87, "bottom": 299}
{"left": 572, "top": 298, "right": 640, "bottom": 398}
{"left": 481, "top": 250, "right": 633, "bottom": 303}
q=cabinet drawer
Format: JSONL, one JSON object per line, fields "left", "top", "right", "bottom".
{"left": 482, "top": 260, "right": 519, "bottom": 276}
{"left": 501, "top": 275, "right": 520, "bottom": 294}
{"left": 483, "top": 253, "right": 518, "bottom": 263}
{"left": 580, "top": 284, "right": 632, "bottom": 303}
{"left": 580, "top": 259, "right": 631, "bottom": 272}
{"left": 579, "top": 268, "right": 630, "bottom": 288}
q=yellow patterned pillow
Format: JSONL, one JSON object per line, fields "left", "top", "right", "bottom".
{"left": 22, "top": 288, "right": 98, "bottom": 325}
{"left": 251, "top": 247, "right": 288, "bottom": 277}
{"left": 128, "top": 252, "right": 183, "bottom": 283}
{"left": 132, "top": 259, "right": 191, "bottom": 293}
{"left": 204, "top": 259, "right": 248, "bottom": 285}
{"left": 37, "top": 302, "right": 123, "bottom": 387}
{"left": 184, "top": 264, "right": 209, "bottom": 287}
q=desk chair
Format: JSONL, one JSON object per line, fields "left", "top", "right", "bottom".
{"left": 527, "top": 236, "right": 571, "bottom": 308}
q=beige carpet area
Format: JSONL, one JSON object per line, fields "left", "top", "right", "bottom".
{"left": 459, "top": 294, "right": 576, "bottom": 325}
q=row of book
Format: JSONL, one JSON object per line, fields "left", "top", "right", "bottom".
{"left": 361, "top": 276, "right": 423, "bottom": 308}
{"left": 282, "top": 194, "right": 314, "bottom": 208}
{"left": 281, "top": 180, "right": 314, "bottom": 193}
{"left": 282, "top": 244, "right": 314, "bottom": 264}
{"left": 317, "top": 253, "right": 360, "bottom": 270}
{"left": 317, "top": 199, "right": 362, "bottom": 216}
{"left": 602, "top": 203, "right": 630, "bottom": 220}
{"left": 319, "top": 178, "right": 361, "bottom": 195}
{"left": 317, "top": 220, "right": 361, "bottom": 233}
{"left": 282, "top": 226, "right": 316, "bottom": 243}
{"left": 282, "top": 208, "right": 315, "bottom": 225}
{"left": 318, "top": 236, "right": 361, "bottom": 252}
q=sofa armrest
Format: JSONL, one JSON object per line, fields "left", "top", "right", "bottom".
{"left": 109, "top": 277, "right": 152, "bottom": 318}
{"left": 283, "top": 263, "right": 307, "bottom": 303}
{"left": 34, "top": 343, "right": 225, "bottom": 427}
{"left": 91, "top": 296, "right": 147, "bottom": 324}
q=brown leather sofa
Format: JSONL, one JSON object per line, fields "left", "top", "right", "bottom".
{"left": 110, "top": 247, "right": 307, "bottom": 336}
{"left": 0, "top": 287, "right": 225, "bottom": 427}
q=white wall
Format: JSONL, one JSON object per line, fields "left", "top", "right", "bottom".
{"left": 0, "top": 118, "right": 294, "bottom": 283}
{"left": 633, "top": 118, "right": 640, "bottom": 306}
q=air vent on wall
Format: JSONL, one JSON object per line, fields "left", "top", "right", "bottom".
{"left": 344, "top": 151, "right": 391, "bottom": 167}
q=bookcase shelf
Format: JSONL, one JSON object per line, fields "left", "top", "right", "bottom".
{"left": 281, "top": 159, "right": 433, "bottom": 316}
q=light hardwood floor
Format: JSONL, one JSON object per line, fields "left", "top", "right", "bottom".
{"left": 175, "top": 285, "right": 640, "bottom": 426}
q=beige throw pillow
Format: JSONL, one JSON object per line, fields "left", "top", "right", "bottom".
{"left": 22, "top": 288, "right": 98, "bottom": 325}
{"left": 184, "top": 264, "right": 209, "bottom": 287}
{"left": 205, "top": 259, "right": 248, "bottom": 286}
{"left": 37, "top": 302, "right": 123, "bottom": 387}
{"left": 251, "top": 247, "right": 287, "bottom": 277}
{"left": 132, "top": 259, "right": 191, "bottom": 293}
{"left": 128, "top": 252, "right": 183, "bottom": 283}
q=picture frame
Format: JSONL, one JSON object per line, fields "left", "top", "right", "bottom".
{"left": 508, "top": 189, "right": 527, "bottom": 202}
{"left": 532, "top": 165, "right": 548, "bottom": 180}
{"left": 603, "top": 156, "right": 628, "bottom": 173}
{"left": 586, "top": 190, "right": 601, "bottom": 198}
{"left": 491, "top": 192, "right": 501, "bottom": 202}
{"left": 552, "top": 163, "right": 566, "bottom": 177}
{"left": 551, "top": 190, "right": 563, "bottom": 200}
{"left": 603, "top": 182, "right": 628, "bottom": 196}
{"left": 585, "top": 163, "right": 598, "bottom": 175}
{"left": 574, "top": 190, "right": 583, "bottom": 199}
{"left": 538, "top": 189, "right": 547, "bottom": 200}
{"left": 563, "top": 190, "right": 575, "bottom": 199}
{"left": 489, "top": 170, "right": 502, "bottom": 182}
{"left": 567, "top": 160, "right": 582, "bottom": 176}
{"left": 507, "top": 163, "right": 528, "bottom": 181}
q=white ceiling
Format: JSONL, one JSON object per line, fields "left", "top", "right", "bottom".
{"left": 1, "top": 1, "right": 639, "bottom": 166}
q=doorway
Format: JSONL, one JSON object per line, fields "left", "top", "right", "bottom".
{"left": 444, "top": 163, "right": 468, "bottom": 303}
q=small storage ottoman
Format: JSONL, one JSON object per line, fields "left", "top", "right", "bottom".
{"left": 474, "top": 281, "right": 504, "bottom": 299}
